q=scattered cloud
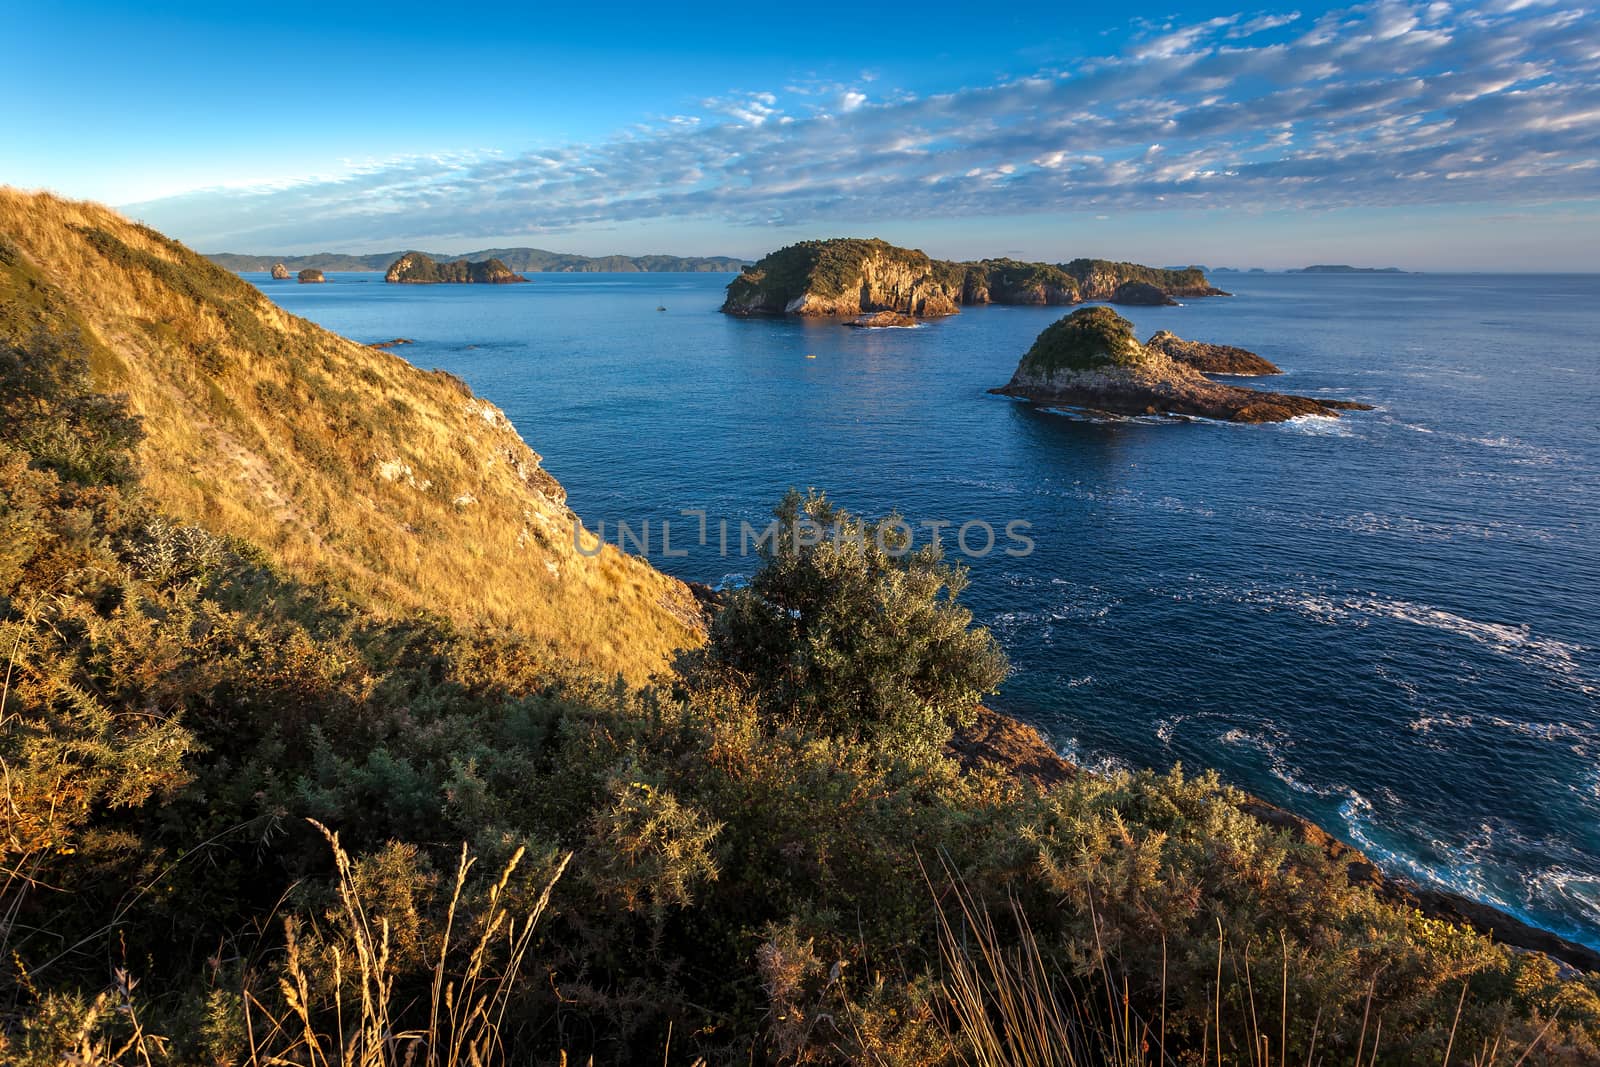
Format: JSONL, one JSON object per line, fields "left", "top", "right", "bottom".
{"left": 130, "top": 0, "right": 1600, "bottom": 249}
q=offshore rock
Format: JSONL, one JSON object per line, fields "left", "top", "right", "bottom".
{"left": 991, "top": 307, "right": 1369, "bottom": 423}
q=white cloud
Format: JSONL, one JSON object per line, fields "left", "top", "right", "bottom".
{"left": 130, "top": 1, "right": 1600, "bottom": 249}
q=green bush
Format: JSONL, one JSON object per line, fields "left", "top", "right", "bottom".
{"left": 679, "top": 490, "right": 1009, "bottom": 761}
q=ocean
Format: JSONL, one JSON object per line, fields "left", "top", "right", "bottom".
{"left": 250, "top": 268, "right": 1600, "bottom": 952}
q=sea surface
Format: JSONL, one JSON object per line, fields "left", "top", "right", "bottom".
{"left": 250, "top": 269, "right": 1600, "bottom": 951}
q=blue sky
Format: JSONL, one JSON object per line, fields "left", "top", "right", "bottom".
{"left": 6, "top": 0, "right": 1599, "bottom": 269}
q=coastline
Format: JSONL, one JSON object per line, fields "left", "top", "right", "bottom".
{"left": 951, "top": 706, "right": 1600, "bottom": 975}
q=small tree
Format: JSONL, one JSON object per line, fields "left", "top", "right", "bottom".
{"left": 681, "top": 490, "right": 1009, "bottom": 760}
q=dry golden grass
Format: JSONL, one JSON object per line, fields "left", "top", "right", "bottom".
{"left": 0, "top": 187, "right": 701, "bottom": 682}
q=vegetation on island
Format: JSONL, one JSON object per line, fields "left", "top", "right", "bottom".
{"left": 1018, "top": 306, "right": 1148, "bottom": 373}
{"left": 2, "top": 192, "right": 1599, "bottom": 1065}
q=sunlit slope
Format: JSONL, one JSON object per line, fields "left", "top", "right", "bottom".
{"left": 0, "top": 189, "right": 701, "bottom": 680}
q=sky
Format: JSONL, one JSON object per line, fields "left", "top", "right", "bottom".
{"left": 5, "top": 0, "right": 1599, "bottom": 270}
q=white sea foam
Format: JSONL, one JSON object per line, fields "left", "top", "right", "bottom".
{"left": 1277, "top": 413, "right": 1355, "bottom": 437}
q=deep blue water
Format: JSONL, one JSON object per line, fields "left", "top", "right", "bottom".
{"left": 250, "top": 270, "right": 1600, "bottom": 951}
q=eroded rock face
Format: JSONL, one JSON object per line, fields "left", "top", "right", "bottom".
{"left": 723, "top": 238, "right": 960, "bottom": 317}
{"left": 992, "top": 307, "right": 1370, "bottom": 423}
{"left": 270, "top": 263, "right": 291, "bottom": 280}
{"left": 385, "top": 252, "right": 528, "bottom": 284}
{"left": 1144, "top": 330, "right": 1282, "bottom": 375}
{"left": 297, "top": 268, "right": 325, "bottom": 283}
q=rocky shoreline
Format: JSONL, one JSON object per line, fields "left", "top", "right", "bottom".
{"left": 992, "top": 307, "right": 1371, "bottom": 423}
{"left": 950, "top": 706, "right": 1600, "bottom": 976}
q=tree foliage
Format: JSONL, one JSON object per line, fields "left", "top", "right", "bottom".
{"left": 680, "top": 490, "right": 1009, "bottom": 760}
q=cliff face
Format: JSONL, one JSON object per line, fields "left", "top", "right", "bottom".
{"left": 722, "top": 238, "right": 961, "bottom": 317}
{"left": 723, "top": 240, "right": 1228, "bottom": 317}
{"left": 993, "top": 307, "right": 1369, "bottom": 423}
{"left": 0, "top": 190, "right": 699, "bottom": 681}
{"left": 1063, "top": 258, "right": 1229, "bottom": 300}
{"left": 385, "top": 251, "right": 527, "bottom": 284}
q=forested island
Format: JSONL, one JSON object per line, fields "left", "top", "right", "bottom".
{"left": 721, "top": 238, "right": 1229, "bottom": 319}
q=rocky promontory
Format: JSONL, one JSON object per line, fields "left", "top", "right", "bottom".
{"left": 384, "top": 252, "right": 528, "bottom": 284}
{"left": 1144, "top": 330, "right": 1283, "bottom": 375}
{"left": 846, "top": 311, "right": 920, "bottom": 328}
{"left": 270, "top": 262, "right": 291, "bottom": 280}
{"left": 991, "top": 307, "right": 1370, "bottom": 423}
{"left": 297, "top": 268, "right": 325, "bottom": 283}
{"left": 721, "top": 239, "right": 1229, "bottom": 318}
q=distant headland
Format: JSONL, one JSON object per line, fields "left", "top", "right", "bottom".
{"left": 208, "top": 247, "right": 749, "bottom": 273}
{"left": 1291, "top": 264, "right": 1409, "bottom": 274}
{"left": 721, "top": 238, "right": 1229, "bottom": 319}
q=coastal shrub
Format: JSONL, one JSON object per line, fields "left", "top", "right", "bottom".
{"left": 0, "top": 328, "right": 144, "bottom": 485}
{"left": 1021, "top": 306, "right": 1147, "bottom": 373}
{"left": 679, "top": 489, "right": 1009, "bottom": 760}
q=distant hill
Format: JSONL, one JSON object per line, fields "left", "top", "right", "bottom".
{"left": 207, "top": 247, "right": 749, "bottom": 273}
{"left": 1291, "top": 264, "right": 1408, "bottom": 274}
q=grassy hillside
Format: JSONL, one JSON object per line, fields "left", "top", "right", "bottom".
{"left": 0, "top": 189, "right": 701, "bottom": 681}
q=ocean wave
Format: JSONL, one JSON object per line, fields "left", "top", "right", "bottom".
{"left": 1174, "top": 578, "right": 1595, "bottom": 692}
{"left": 1217, "top": 726, "right": 1344, "bottom": 798}
{"left": 1347, "top": 596, "right": 1592, "bottom": 690}
{"left": 1277, "top": 413, "right": 1356, "bottom": 437}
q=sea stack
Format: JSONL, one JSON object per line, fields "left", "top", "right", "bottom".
{"left": 991, "top": 307, "right": 1369, "bottom": 423}
{"left": 270, "top": 262, "right": 291, "bottom": 279}
{"left": 297, "top": 268, "right": 326, "bottom": 284}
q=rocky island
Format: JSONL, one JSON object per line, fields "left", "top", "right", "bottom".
{"left": 296, "top": 268, "right": 325, "bottom": 283}
{"left": 270, "top": 262, "right": 291, "bottom": 279}
{"left": 992, "top": 307, "right": 1370, "bottom": 423}
{"left": 721, "top": 238, "right": 1228, "bottom": 318}
{"left": 384, "top": 251, "right": 527, "bottom": 284}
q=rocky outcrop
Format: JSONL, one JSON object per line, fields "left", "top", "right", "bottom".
{"left": 270, "top": 262, "right": 291, "bottom": 280}
{"left": 1109, "top": 280, "right": 1176, "bottom": 306}
{"left": 384, "top": 252, "right": 528, "bottom": 284}
{"left": 845, "top": 311, "right": 920, "bottom": 328}
{"left": 723, "top": 240, "right": 1228, "bottom": 318}
{"left": 990, "top": 307, "right": 1370, "bottom": 423}
{"left": 297, "top": 268, "right": 325, "bottom": 284}
{"left": 1144, "top": 330, "right": 1282, "bottom": 375}
{"left": 722, "top": 239, "right": 961, "bottom": 317}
